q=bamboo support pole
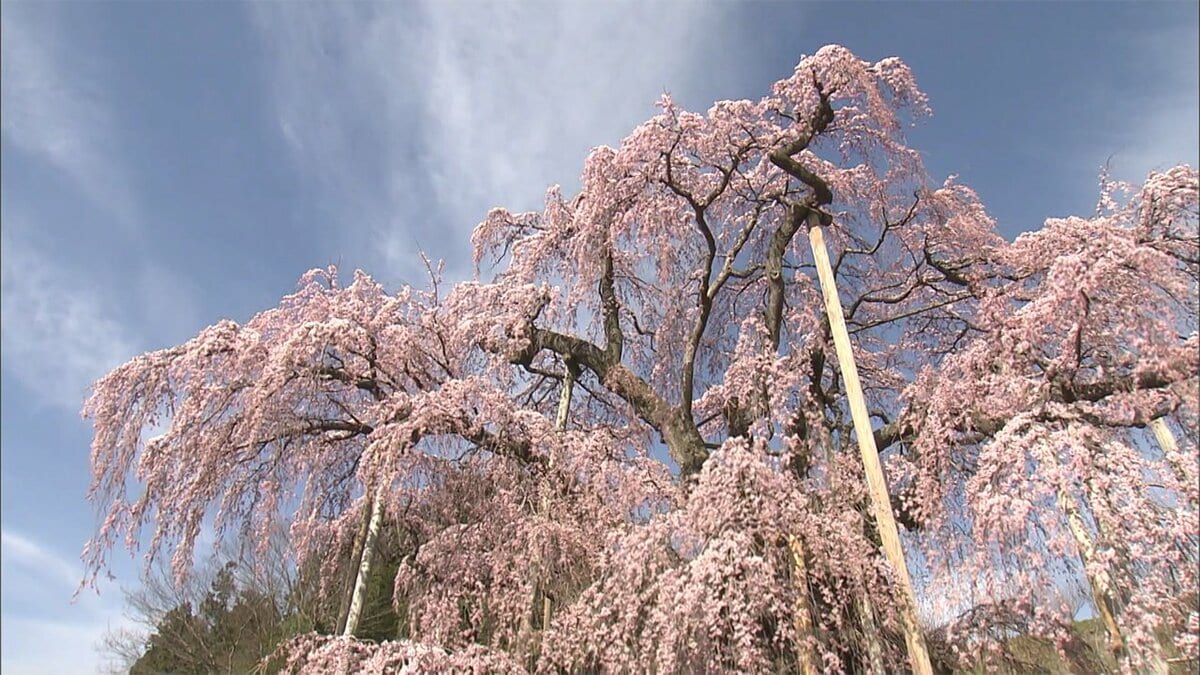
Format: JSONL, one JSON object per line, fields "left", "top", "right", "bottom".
{"left": 1150, "top": 417, "right": 1178, "bottom": 456}
{"left": 555, "top": 363, "right": 575, "bottom": 433}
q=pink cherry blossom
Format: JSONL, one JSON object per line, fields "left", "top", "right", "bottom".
{"left": 84, "top": 45, "right": 1198, "bottom": 673}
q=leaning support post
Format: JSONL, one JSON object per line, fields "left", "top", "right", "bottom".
{"left": 1056, "top": 487, "right": 1125, "bottom": 656}
{"left": 806, "top": 213, "right": 934, "bottom": 675}
{"left": 534, "top": 360, "right": 578, "bottom": 647}
{"left": 336, "top": 493, "right": 375, "bottom": 635}
{"left": 556, "top": 361, "right": 577, "bottom": 433}
{"left": 343, "top": 482, "right": 386, "bottom": 637}
{"left": 1149, "top": 417, "right": 1178, "bottom": 455}
{"left": 787, "top": 535, "right": 821, "bottom": 675}
{"left": 1150, "top": 417, "right": 1191, "bottom": 492}
{"left": 855, "top": 588, "right": 888, "bottom": 674}
{"left": 1048, "top": 448, "right": 1167, "bottom": 672}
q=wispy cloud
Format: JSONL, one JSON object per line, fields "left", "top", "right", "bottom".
{"left": 1, "top": 617, "right": 126, "bottom": 675}
{"left": 0, "top": 228, "right": 139, "bottom": 412}
{"left": 1, "top": 529, "right": 135, "bottom": 675}
{"left": 1072, "top": 21, "right": 1199, "bottom": 184}
{"left": 0, "top": 6, "right": 201, "bottom": 411}
{"left": 249, "top": 1, "right": 738, "bottom": 282}
{"left": 1110, "top": 23, "right": 1199, "bottom": 180}
{"left": 1, "top": 529, "right": 81, "bottom": 590}
{"left": 0, "top": 4, "right": 138, "bottom": 227}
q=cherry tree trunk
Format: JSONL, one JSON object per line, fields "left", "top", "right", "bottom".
{"left": 807, "top": 220, "right": 934, "bottom": 675}
{"left": 343, "top": 482, "right": 386, "bottom": 637}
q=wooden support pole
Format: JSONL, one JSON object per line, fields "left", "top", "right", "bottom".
{"left": 1150, "top": 417, "right": 1191, "bottom": 493}
{"left": 1056, "top": 487, "right": 1125, "bottom": 655}
{"left": 855, "top": 588, "right": 888, "bottom": 674}
{"left": 1047, "top": 442, "right": 1170, "bottom": 673}
{"left": 337, "top": 494, "right": 375, "bottom": 635}
{"left": 1150, "top": 417, "right": 1178, "bottom": 455}
{"left": 343, "top": 482, "right": 386, "bottom": 637}
{"left": 787, "top": 535, "right": 820, "bottom": 675}
{"left": 807, "top": 218, "right": 933, "bottom": 675}
{"left": 534, "top": 361, "right": 577, "bottom": 646}
{"left": 555, "top": 362, "right": 576, "bottom": 433}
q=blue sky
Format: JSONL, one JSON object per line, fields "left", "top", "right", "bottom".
{"left": 1, "top": 1, "right": 1196, "bottom": 672}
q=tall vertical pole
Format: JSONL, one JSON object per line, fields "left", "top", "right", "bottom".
{"left": 556, "top": 364, "right": 575, "bottom": 433}
{"left": 337, "top": 495, "right": 374, "bottom": 635}
{"left": 343, "top": 482, "right": 386, "bottom": 637}
{"left": 787, "top": 535, "right": 820, "bottom": 675}
{"left": 525, "top": 361, "right": 578, "bottom": 663}
{"left": 1149, "top": 417, "right": 1178, "bottom": 455}
{"left": 542, "top": 362, "right": 576, "bottom": 633}
{"left": 806, "top": 215, "right": 933, "bottom": 675}
{"left": 1056, "top": 486, "right": 1125, "bottom": 654}
{"left": 1150, "top": 417, "right": 1191, "bottom": 493}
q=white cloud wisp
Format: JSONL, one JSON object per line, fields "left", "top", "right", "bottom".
{"left": 0, "top": 5, "right": 139, "bottom": 228}
{"left": 1, "top": 529, "right": 137, "bottom": 675}
{"left": 250, "top": 1, "right": 739, "bottom": 283}
{"left": 0, "top": 230, "right": 139, "bottom": 412}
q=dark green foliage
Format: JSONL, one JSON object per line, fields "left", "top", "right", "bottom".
{"left": 353, "top": 551, "right": 402, "bottom": 643}
{"left": 129, "top": 563, "right": 289, "bottom": 674}
{"left": 119, "top": 527, "right": 412, "bottom": 674}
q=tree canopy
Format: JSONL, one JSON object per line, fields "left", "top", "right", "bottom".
{"left": 84, "top": 45, "right": 1198, "bottom": 673}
